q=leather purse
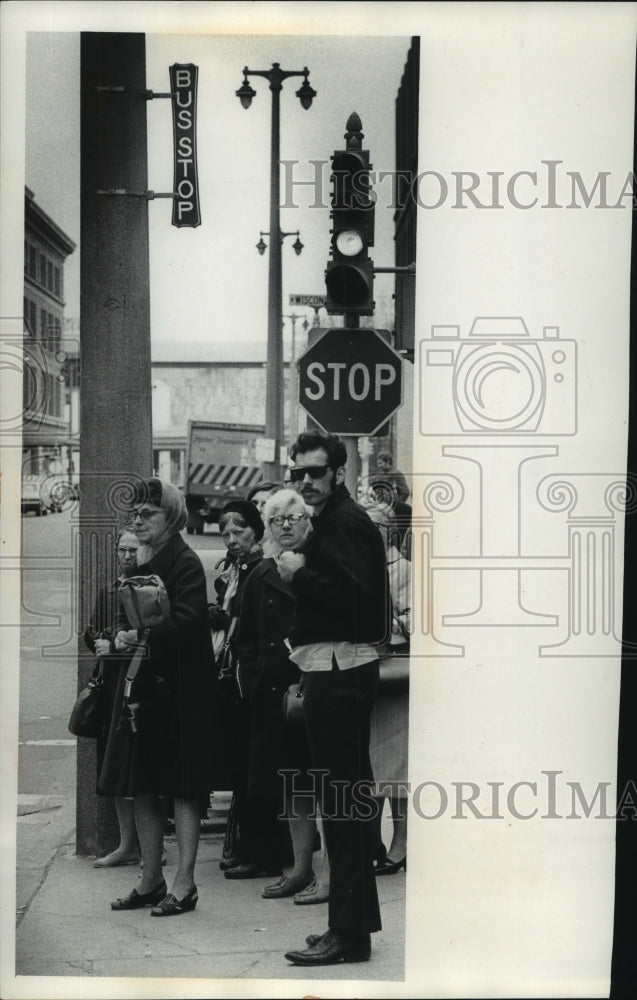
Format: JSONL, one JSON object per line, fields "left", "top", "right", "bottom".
{"left": 68, "top": 661, "right": 105, "bottom": 738}
{"left": 118, "top": 574, "right": 170, "bottom": 629}
{"left": 282, "top": 674, "right": 307, "bottom": 727}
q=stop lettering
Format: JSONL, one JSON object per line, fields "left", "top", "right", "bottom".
{"left": 304, "top": 361, "right": 397, "bottom": 402}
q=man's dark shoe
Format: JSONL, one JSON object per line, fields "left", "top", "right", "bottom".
{"left": 224, "top": 862, "right": 280, "bottom": 880}
{"left": 284, "top": 928, "right": 371, "bottom": 965}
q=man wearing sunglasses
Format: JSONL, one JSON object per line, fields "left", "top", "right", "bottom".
{"left": 278, "top": 431, "right": 390, "bottom": 967}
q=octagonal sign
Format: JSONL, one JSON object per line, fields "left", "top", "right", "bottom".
{"left": 298, "top": 328, "right": 403, "bottom": 436}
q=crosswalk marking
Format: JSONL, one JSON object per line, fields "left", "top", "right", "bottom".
{"left": 19, "top": 739, "right": 76, "bottom": 746}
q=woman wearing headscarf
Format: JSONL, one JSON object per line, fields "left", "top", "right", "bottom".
{"left": 208, "top": 500, "right": 275, "bottom": 877}
{"left": 101, "top": 478, "right": 215, "bottom": 917}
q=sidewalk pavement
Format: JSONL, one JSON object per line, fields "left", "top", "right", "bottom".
{"left": 15, "top": 793, "right": 406, "bottom": 987}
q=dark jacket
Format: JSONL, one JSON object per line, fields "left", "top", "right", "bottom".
{"left": 289, "top": 484, "right": 391, "bottom": 648}
{"left": 84, "top": 579, "right": 128, "bottom": 783}
{"left": 237, "top": 557, "right": 300, "bottom": 694}
{"left": 236, "top": 558, "right": 306, "bottom": 797}
{"left": 98, "top": 534, "right": 216, "bottom": 798}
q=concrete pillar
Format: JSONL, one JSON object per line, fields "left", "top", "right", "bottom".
{"left": 77, "top": 32, "right": 152, "bottom": 855}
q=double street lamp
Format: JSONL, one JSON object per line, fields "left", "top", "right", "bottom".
{"left": 256, "top": 230, "right": 304, "bottom": 257}
{"left": 237, "top": 62, "right": 316, "bottom": 479}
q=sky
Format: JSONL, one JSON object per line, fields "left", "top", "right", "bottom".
{"left": 25, "top": 31, "right": 411, "bottom": 347}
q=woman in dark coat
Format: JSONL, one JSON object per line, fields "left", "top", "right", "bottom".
{"left": 236, "top": 488, "right": 318, "bottom": 899}
{"left": 84, "top": 528, "right": 140, "bottom": 867}
{"left": 209, "top": 500, "right": 274, "bottom": 876}
{"left": 102, "top": 478, "right": 214, "bottom": 917}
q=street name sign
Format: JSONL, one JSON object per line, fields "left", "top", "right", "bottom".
{"left": 298, "top": 328, "right": 403, "bottom": 436}
{"left": 289, "top": 294, "right": 326, "bottom": 308}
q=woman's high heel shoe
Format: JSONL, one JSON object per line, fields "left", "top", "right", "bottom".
{"left": 150, "top": 884, "right": 198, "bottom": 916}
{"left": 373, "top": 855, "right": 406, "bottom": 876}
{"left": 111, "top": 879, "right": 167, "bottom": 910}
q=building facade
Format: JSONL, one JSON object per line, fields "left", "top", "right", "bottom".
{"left": 23, "top": 187, "right": 77, "bottom": 480}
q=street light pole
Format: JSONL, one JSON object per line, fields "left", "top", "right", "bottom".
{"left": 237, "top": 63, "right": 316, "bottom": 480}
{"left": 283, "top": 312, "right": 306, "bottom": 439}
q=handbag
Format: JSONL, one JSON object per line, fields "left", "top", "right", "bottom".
{"left": 118, "top": 574, "right": 170, "bottom": 629}
{"left": 217, "top": 618, "right": 243, "bottom": 702}
{"left": 282, "top": 673, "right": 307, "bottom": 727}
{"left": 68, "top": 660, "right": 105, "bottom": 738}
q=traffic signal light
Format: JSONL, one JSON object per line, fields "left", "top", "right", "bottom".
{"left": 325, "top": 114, "right": 375, "bottom": 317}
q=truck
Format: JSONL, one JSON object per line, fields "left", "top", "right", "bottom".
{"left": 184, "top": 420, "right": 266, "bottom": 534}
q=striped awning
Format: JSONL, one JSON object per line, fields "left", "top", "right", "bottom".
{"left": 188, "top": 463, "right": 262, "bottom": 489}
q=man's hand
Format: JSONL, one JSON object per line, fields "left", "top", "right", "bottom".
{"left": 277, "top": 551, "right": 306, "bottom": 582}
{"left": 114, "top": 629, "right": 140, "bottom": 651}
{"left": 94, "top": 638, "right": 111, "bottom": 657}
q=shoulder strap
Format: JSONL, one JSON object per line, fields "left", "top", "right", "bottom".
{"left": 123, "top": 627, "right": 151, "bottom": 699}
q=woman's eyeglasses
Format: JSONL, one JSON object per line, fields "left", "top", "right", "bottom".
{"left": 289, "top": 465, "right": 329, "bottom": 482}
{"left": 269, "top": 514, "right": 308, "bottom": 526}
{"left": 117, "top": 547, "right": 139, "bottom": 555}
{"left": 132, "top": 508, "right": 161, "bottom": 521}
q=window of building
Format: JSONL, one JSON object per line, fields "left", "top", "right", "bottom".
{"left": 29, "top": 300, "right": 36, "bottom": 336}
{"left": 23, "top": 363, "right": 33, "bottom": 410}
{"left": 46, "top": 373, "right": 55, "bottom": 416}
{"left": 41, "top": 308, "right": 48, "bottom": 341}
{"left": 28, "top": 245, "right": 36, "bottom": 278}
{"left": 40, "top": 253, "right": 47, "bottom": 286}
{"left": 47, "top": 261, "right": 54, "bottom": 291}
{"left": 54, "top": 266, "right": 61, "bottom": 298}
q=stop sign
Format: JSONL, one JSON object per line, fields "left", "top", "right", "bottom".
{"left": 298, "top": 328, "right": 403, "bottom": 435}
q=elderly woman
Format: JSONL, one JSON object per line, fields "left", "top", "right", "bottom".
{"left": 84, "top": 527, "right": 141, "bottom": 868}
{"left": 236, "top": 488, "right": 319, "bottom": 899}
{"left": 101, "top": 478, "right": 214, "bottom": 917}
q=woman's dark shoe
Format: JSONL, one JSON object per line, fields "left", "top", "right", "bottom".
{"left": 111, "top": 879, "right": 167, "bottom": 911}
{"left": 224, "top": 862, "right": 280, "bottom": 880}
{"left": 262, "top": 871, "right": 315, "bottom": 899}
{"left": 219, "top": 856, "right": 239, "bottom": 871}
{"left": 150, "top": 884, "right": 198, "bottom": 916}
{"left": 374, "top": 855, "right": 406, "bottom": 876}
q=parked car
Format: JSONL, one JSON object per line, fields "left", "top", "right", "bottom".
{"left": 21, "top": 476, "right": 48, "bottom": 517}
